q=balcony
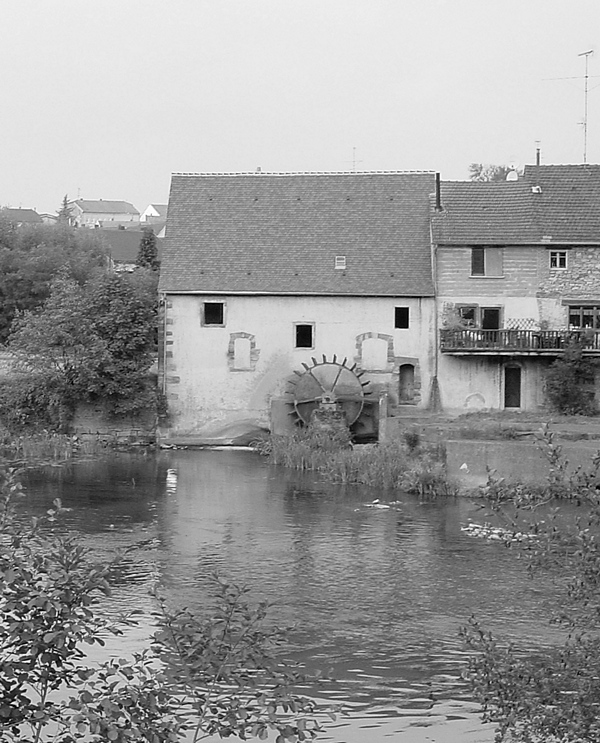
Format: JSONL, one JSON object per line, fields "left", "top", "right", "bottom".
{"left": 440, "top": 328, "right": 600, "bottom": 356}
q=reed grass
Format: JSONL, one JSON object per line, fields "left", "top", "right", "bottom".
{"left": 266, "top": 429, "right": 455, "bottom": 497}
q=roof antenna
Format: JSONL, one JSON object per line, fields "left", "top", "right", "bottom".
{"left": 579, "top": 50, "right": 594, "bottom": 163}
{"left": 346, "top": 147, "right": 363, "bottom": 173}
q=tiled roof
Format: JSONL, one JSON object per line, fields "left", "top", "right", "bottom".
{"left": 1, "top": 208, "right": 43, "bottom": 224}
{"left": 159, "top": 172, "right": 435, "bottom": 296}
{"left": 99, "top": 229, "right": 162, "bottom": 263}
{"left": 523, "top": 164, "right": 600, "bottom": 242}
{"left": 71, "top": 199, "right": 139, "bottom": 215}
{"left": 433, "top": 165, "right": 600, "bottom": 246}
{"left": 431, "top": 181, "right": 538, "bottom": 244}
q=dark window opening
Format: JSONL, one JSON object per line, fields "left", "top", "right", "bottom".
{"left": 295, "top": 324, "right": 314, "bottom": 348}
{"left": 204, "top": 302, "right": 224, "bottom": 325}
{"left": 395, "top": 307, "right": 409, "bottom": 329}
{"left": 471, "top": 248, "right": 485, "bottom": 276}
{"left": 481, "top": 307, "right": 501, "bottom": 330}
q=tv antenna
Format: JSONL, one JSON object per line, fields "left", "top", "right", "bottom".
{"left": 545, "top": 50, "right": 597, "bottom": 163}
{"left": 346, "top": 147, "right": 363, "bottom": 172}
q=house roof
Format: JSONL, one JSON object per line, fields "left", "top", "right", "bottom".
{"left": 431, "top": 181, "right": 539, "bottom": 245}
{"left": 71, "top": 199, "right": 139, "bottom": 215}
{"left": 159, "top": 172, "right": 436, "bottom": 296}
{"left": 433, "top": 164, "right": 600, "bottom": 246}
{"left": 1, "top": 207, "right": 43, "bottom": 224}
{"left": 98, "top": 228, "right": 162, "bottom": 263}
{"left": 147, "top": 204, "right": 168, "bottom": 216}
{"left": 523, "top": 164, "right": 600, "bottom": 242}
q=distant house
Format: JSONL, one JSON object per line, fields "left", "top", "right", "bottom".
{"left": 140, "top": 203, "right": 167, "bottom": 224}
{"left": 69, "top": 199, "right": 140, "bottom": 229}
{"left": 39, "top": 213, "right": 58, "bottom": 224}
{"left": 158, "top": 171, "right": 437, "bottom": 442}
{"left": 1, "top": 208, "right": 43, "bottom": 226}
{"left": 432, "top": 164, "right": 600, "bottom": 412}
{"left": 98, "top": 228, "right": 162, "bottom": 272}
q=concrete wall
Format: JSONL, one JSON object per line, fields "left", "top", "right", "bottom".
{"left": 447, "top": 438, "right": 600, "bottom": 491}
{"left": 161, "top": 294, "right": 436, "bottom": 437}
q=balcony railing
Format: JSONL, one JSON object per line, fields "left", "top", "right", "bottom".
{"left": 440, "top": 328, "right": 600, "bottom": 354}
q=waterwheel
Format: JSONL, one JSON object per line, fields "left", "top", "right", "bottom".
{"left": 288, "top": 355, "right": 373, "bottom": 430}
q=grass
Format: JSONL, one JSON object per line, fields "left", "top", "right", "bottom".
{"left": 0, "top": 428, "right": 105, "bottom": 464}
{"left": 262, "top": 428, "right": 456, "bottom": 497}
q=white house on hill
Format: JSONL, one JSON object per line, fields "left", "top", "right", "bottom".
{"left": 158, "top": 171, "right": 438, "bottom": 443}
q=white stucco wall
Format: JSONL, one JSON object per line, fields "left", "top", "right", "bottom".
{"left": 162, "top": 294, "right": 436, "bottom": 436}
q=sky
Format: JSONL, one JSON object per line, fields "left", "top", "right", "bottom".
{"left": 2, "top": 0, "right": 600, "bottom": 215}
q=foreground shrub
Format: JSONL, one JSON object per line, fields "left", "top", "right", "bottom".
{"left": 0, "top": 467, "right": 328, "bottom": 742}
{"left": 545, "top": 337, "right": 599, "bottom": 415}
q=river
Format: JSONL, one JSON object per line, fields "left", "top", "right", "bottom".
{"left": 19, "top": 449, "right": 567, "bottom": 742}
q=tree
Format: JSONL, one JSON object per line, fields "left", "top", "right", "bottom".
{"left": 545, "top": 336, "right": 599, "bottom": 415}
{"left": 468, "top": 163, "right": 513, "bottom": 182}
{"left": 8, "top": 269, "right": 158, "bottom": 424}
{"left": 0, "top": 467, "right": 326, "bottom": 742}
{"left": 136, "top": 226, "right": 160, "bottom": 271}
{"left": 56, "top": 194, "right": 73, "bottom": 225}
{"left": 0, "top": 223, "right": 108, "bottom": 343}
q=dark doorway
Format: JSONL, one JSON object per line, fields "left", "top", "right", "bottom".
{"left": 504, "top": 366, "right": 521, "bottom": 408}
{"left": 399, "top": 364, "right": 415, "bottom": 403}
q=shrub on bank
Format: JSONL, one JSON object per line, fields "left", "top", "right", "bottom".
{"left": 265, "top": 429, "right": 455, "bottom": 497}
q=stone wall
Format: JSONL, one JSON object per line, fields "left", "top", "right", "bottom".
{"left": 71, "top": 403, "right": 155, "bottom": 444}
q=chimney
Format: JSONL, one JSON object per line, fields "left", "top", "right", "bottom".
{"left": 536, "top": 147, "right": 541, "bottom": 166}
{"left": 434, "top": 173, "right": 442, "bottom": 211}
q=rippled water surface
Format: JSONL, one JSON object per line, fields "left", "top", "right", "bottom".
{"left": 20, "top": 450, "right": 568, "bottom": 742}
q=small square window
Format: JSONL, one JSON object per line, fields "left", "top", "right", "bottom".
{"left": 395, "top": 307, "right": 409, "bottom": 329}
{"left": 203, "top": 302, "right": 224, "bottom": 325}
{"left": 295, "top": 323, "right": 314, "bottom": 348}
{"left": 335, "top": 255, "right": 346, "bottom": 270}
{"left": 550, "top": 250, "right": 567, "bottom": 269}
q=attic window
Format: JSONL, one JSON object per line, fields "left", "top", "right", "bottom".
{"left": 295, "top": 323, "right": 314, "bottom": 349}
{"left": 335, "top": 256, "right": 346, "bottom": 270}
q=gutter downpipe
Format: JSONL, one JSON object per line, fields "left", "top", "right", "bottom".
{"left": 429, "top": 173, "right": 442, "bottom": 410}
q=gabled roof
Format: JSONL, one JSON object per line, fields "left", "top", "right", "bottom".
{"left": 71, "top": 199, "right": 139, "bottom": 215}
{"left": 433, "top": 164, "right": 600, "bottom": 246}
{"left": 159, "top": 172, "right": 436, "bottom": 296}
{"left": 1, "top": 207, "right": 43, "bottom": 224}
{"left": 523, "top": 164, "right": 600, "bottom": 242}
{"left": 147, "top": 204, "right": 167, "bottom": 216}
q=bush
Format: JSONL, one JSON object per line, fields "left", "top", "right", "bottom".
{"left": 545, "top": 338, "right": 599, "bottom": 415}
{"left": 0, "top": 467, "right": 328, "bottom": 743}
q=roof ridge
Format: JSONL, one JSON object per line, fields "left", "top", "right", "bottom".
{"left": 171, "top": 170, "right": 436, "bottom": 177}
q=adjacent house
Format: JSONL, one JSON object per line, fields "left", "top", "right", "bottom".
{"left": 432, "top": 164, "right": 600, "bottom": 413}
{"left": 69, "top": 199, "right": 140, "bottom": 229}
{"left": 159, "top": 171, "right": 437, "bottom": 441}
{"left": 140, "top": 203, "right": 168, "bottom": 224}
{"left": 97, "top": 228, "right": 162, "bottom": 272}
{"left": 1, "top": 208, "right": 43, "bottom": 226}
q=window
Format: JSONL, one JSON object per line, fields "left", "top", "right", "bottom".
{"left": 395, "top": 307, "right": 409, "bottom": 329}
{"left": 295, "top": 323, "right": 314, "bottom": 348}
{"left": 456, "top": 305, "right": 477, "bottom": 327}
{"left": 335, "top": 255, "right": 346, "bottom": 270}
{"left": 203, "top": 302, "right": 224, "bottom": 326}
{"left": 569, "top": 305, "right": 600, "bottom": 329}
{"left": 455, "top": 304, "right": 502, "bottom": 329}
{"left": 470, "top": 247, "right": 503, "bottom": 277}
{"left": 550, "top": 251, "right": 568, "bottom": 269}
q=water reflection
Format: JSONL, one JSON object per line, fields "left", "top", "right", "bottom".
{"left": 19, "top": 450, "right": 567, "bottom": 742}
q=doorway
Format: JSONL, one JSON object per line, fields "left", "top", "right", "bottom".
{"left": 399, "top": 364, "right": 415, "bottom": 403}
{"left": 504, "top": 366, "right": 521, "bottom": 408}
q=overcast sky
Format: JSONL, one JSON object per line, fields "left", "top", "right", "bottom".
{"left": 2, "top": 0, "right": 600, "bottom": 214}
